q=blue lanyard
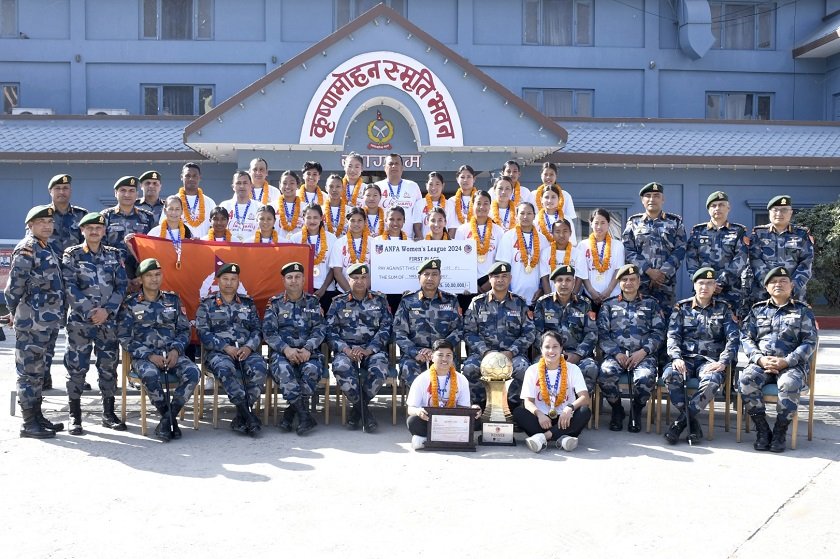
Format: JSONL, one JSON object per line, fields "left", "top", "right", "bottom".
{"left": 388, "top": 180, "right": 402, "bottom": 200}
{"left": 234, "top": 201, "right": 251, "bottom": 226}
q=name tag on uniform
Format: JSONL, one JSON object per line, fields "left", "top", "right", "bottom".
{"left": 506, "top": 311, "right": 518, "bottom": 318}
{"left": 412, "top": 308, "right": 422, "bottom": 315}
{"left": 343, "top": 309, "right": 353, "bottom": 318}
{"left": 698, "top": 236, "right": 709, "bottom": 245}
{"left": 785, "top": 239, "right": 801, "bottom": 248}
{"left": 544, "top": 311, "right": 555, "bottom": 321}
{"left": 478, "top": 311, "right": 490, "bottom": 321}
{"left": 611, "top": 307, "right": 626, "bottom": 316}
{"left": 439, "top": 305, "right": 453, "bottom": 311}
{"left": 711, "top": 313, "right": 724, "bottom": 320}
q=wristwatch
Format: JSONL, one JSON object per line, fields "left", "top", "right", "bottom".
{"left": 565, "top": 403, "right": 575, "bottom": 412}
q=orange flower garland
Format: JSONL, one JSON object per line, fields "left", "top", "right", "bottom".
{"left": 380, "top": 231, "right": 407, "bottom": 240}
{"left": 346, "top": 229, "right": 369, "bottom": 264}
{"left": 278, "top": 198, "right": 301, "bottom": 233}
{"left": 205, "top": 229, "right": 232, "bottom": 241}
{"left": 538, "top": 357, "right": 568, "bottom": 414}
{"left": 453, "top": 188, "right": 475, "bottom": 225}
{"left": 252, "top": 183, "right": 270, "bottom": 205}
{"left": 516, "top": 225, "right": 540, "bottom": 271}
{"left": 429, "top": 364, "right": 458, "bottom": 408}
{"left": 470, "top": 217, "right": 493, "bottom": 259}
{"left": 590, "top": 233, "right": 612, "bottom": 273}
{"left": 159, "top": 220, "right": 186, "bottom": 240}
{"left": 549, "top": 242, "right": 573, "bottom": 270}
{"left": 298, "top": 186, "right": 325, "bottom": 207}
{"left": 342, "top": 177, "right": 364, "bottom": 206}
{"left": 491, "top": 200, "right": 514, "bottom": 230}
{"left": 303, "top": 227, "right": 329, "bottom": 265}
{"left": 366, "top": 207, "right": 385, "bottom": 236}
{"left": 424, "top": 193, "right": 446, "bottom": 212}
{"left": 178, "top": 187, "right": 206, "bottom": 228}
{"left": 534, "top": 183, "right": 566, "bottom": 214}
{"left": 326, "top": 200, "right": 347, "bottom": 236}
{"left": 425, "top": 230, "right": 450, "bottom": 240}
{"left": 255, "top": 230, "right": 278, "bottom": 243}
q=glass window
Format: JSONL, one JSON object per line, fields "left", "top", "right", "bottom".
{"left": 711, "top": 2, "right": 775, "bottom": 50}
{"left": 523, "top": 0, "right": 593, "bottom": 46}
{"left": 706, "top": 92, "right": 772, "bottom": 120}
{"left": 0, "top": 0, "right": 16, "bottom": 38}
{"left": 142, "top": 0, "right": 213, "bottom": 40}
{"left": 2, "top": 82, "right": 19, "bottom": 113}
{"left": 523, "top": 88, "right": 594, "bottom": 117}
{"left": 753, "top": 211, "right": 769, "bottom": 227}
{"left": 335, "top": 0, "right": 405, "bottom": 29}
{"left": 143, "top": 85, "right": 214, "bottom": 116}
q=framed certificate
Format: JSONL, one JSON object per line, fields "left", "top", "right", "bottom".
{"left": 423, "top": 407, "right": 476, "bottom": 451}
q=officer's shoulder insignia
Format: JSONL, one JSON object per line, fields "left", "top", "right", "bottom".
{"left": 628, "top": 212, "right": 644, "bottom": 220}
{"left": 330, "top": 292, "right": 345, "bottom": 303}
{"left": 536, "top": 292, "right": 553, "bottom": 303}
{"left": 137, "top": 207, "right": 155, "bottom": 218}
{"left": 731, "top": 222, "right": 747, "bottom": 231}
{"left": 677, "top": 297, "right": 693, "bottom": 306}
{"left": 200, "top": 293, "right": 216, "bottom": 302}
{"left": 691, "top": 223, "right": 706, "bottom": 230}
{"left": 72, "top": 205, "right": 89, "bottom": 214}
{"left": 752, "top": 224, "right": 770, "bottom": 232}
{"left": 65, "top": 244, "right": 83, "bottom": 254}
{"left": 664, "top": 212, "right": 682, "bottom": 221}
{"left": 603, "top": 295, "right": 619, "bottom": 304}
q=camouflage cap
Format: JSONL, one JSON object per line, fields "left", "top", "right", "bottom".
{"left": 79, "top": 212, "right": 105, "bottom": 227}
{"left": 616, "top": 263, "right": 639, "bottom": 280}
{"left": 280, "top": 262, "right": 304, "bottom": 276}
{"left": 763, "top": 266, "right": 790, "bottom": 286}
{"left": 550, "top": 264, "right": 575, "bottom": 280}
{"left": 114, "top": 176, "right": 138, "bottom": 190}
{"left": 767, "top": 195, "right": 792, "bottom": 210}
{"left": 487, "top": 261, "right": 511, "bottom": 276}
{"left": 216, "top": 262, "right": 241, "bottom": 278}
{"left": 48, "top": 174, "right": 71, "bottom": 189}
{"left": 418, "top": 258, "right": 441, "bottom": 274}
{"left": 705, "top": 191, "right": 728, "bottom": 208}
{"left": 639, "top": 182, "right": 663, "bottom": 196}
{"left": 25, "top": 205, "right": 54, "bottom": 224}
{"left": 347, "top": 262, "right": 369, "bottom": 276}
{"left": 138, "top": 170, "right": 161, "bottom": 183}
{"left": 692, "top": 266, "right": 716, "bottom": 282}
{"left": 137, "top": 258, "right": 162, "bottom": 276}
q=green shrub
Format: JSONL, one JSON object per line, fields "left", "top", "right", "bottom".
{"left": 795, "top": 198, "right": 840, "bottom": 307}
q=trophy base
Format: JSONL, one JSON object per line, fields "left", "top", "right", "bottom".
{"left": 478, "top": 422, "right": 516, "bottom": 446}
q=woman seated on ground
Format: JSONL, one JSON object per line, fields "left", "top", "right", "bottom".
{"left": 406, "top": 339, "right": 480, "bottom": 451}
{"left": 515, "top": 331, "right": 592, "bottom": 454}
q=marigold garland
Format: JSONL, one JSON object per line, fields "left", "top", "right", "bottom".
{"left": 159, "top": 220, "right": 186, "bottom": 241}
{"left": 342, "top": 176, "right": 363, "bottom": 206}
{"left": 538, "top": 357, "right": 568, "bottom": 413}
{"left": 252, "top": 184, "right": 270, "bottom": 205}
{"left": 590, "top": 233, "right": 612, "bottom": 273}
{"left": 346, "top": 229, "right": 369, "bottom": 264}
{"left": 205, "top": 229, "right": 232, "bottom": 241}
{"left": 429, "top": 364, "right": 458, "bottom": 408}
{"left": 298, "top": 186, "right": 325, "bottom": 207}
{"left": 303, "top": 227, "right": 329, "bottom": 265}
{"left": 278, "top": 198, "right": 301, "bottom": 233}
{"left": 516, "top": 225, "right": 540, "bottom": 270}
{"left": 534, "top": 183, "right": 566, "bottom": 214}
{"left": 491, "top": 200, "right": 513, "bottom": 230}
{"left": 470, "top": 217, "right": 493, "bottom": 257}
{"left": 255, "top": 230, "right": 278, "bottom": 243}
{"left": 178, "top": 187, "right": 206, "bottom": 228}
{"left": 426, "top": 230, "right": 450, "bottom": 240}
{"left": 366, "top": 207, "right": 385, "bottom": 236}
{"left": 549, "top": 241, "right": 572, "bottom": 270}
{"left": 326, "top": 200, "right": 347, "bottom": 236}
{"left": 453, "top": 188, "right": 475, "bottom": 225}
{"left": 424, "top": 193, "right": 446, "bottom": 213}
{"left": 381, "top": 231, "right": 407, "bottom": 240}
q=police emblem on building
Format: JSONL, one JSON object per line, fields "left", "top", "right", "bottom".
{"left": 367, "top": 110, "right": 394, "bottom": 150}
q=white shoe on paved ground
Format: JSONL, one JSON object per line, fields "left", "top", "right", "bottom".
{"left": 525, "top": 433, "right": 547, "bottom": 453}
{"left": 411, "top": 435, "right": 427, "bottom": 450}
{"left": 557, "top": 435, "right": 578, "bottom": 452}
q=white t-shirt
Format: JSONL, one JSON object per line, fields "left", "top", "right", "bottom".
{"left": 298, "top": 188, "right": 327, "bottom": 208}
{"left": 376, "top": 178, "right": 422, "bottom": 238}
{"left": 520, "top": 361, "right": 586, "bottom": 415}
{"left": 329, "top": 234, "right": 372, "bottom": 291}
{"left": 290, "top": 229, "right": 337, "bottom": 290}
{"left": 496, "top": 228, "right": 551, "bottom": 304}
{"left": 220, "top": 198, "right": 260, "bottom": 243}
{"left": 411, "top": 196, "right": 446, "bottom": 239}
{"left": 574, "top": 236, "right": 626, "bottom": 299}
{"left": 250, "top": 183, "right": 282, "bottom": 206}
{"left": 552, "top": 243, "right": 587, "bottom": 277}
{"left": 454, "top": 220, "right": 506, "bottom": 279}
{"left": 536, "top": 209, "right": 578, "bottom": 246}
{"left": 272, "top": 199, "right": 306, "bottom": 240}
{"left": 444, "top": 194, "right": 476, "bottom": 230}
{"left": 407, "top": 369, "right": 471, "bottom": 409}
{"left": 175, "top": 192, "right": 215, "bottom": 239}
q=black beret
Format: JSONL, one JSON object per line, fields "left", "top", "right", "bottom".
{"left": 216, "top": 262, "right": 241, "bottom": 277}
{"left": 347, "top": 263, "right": 369, "bottom": 276}
{"left": 616, "top": 264, "right": 639, "bottom": 280}
{"left": 550, "top": 264, "right": 575, "bottom": 280}
{"left": 705, "top": 191, "right": 728, "bottom": 208}
{"left": 79, "top": 212, "right": 105, "bottom": 227}
{"left": 418, "top": 258, "right": 441, "bottom": 274}
{"left": 48, "top": 174, "right": 71, "bottom": 189}
{"left": 487, "top": 261, "right": 511, "bottom": 276}
{"left": 137, "top": 258, "right": 162, "bottom": 275}
{"left": 25, "top": 205, "right": 54, "bottom": 224}
{"left": 281, "top": 262, "right": 304, "bottom": 276}
{"left": 639, "top": 182, "right": 663, "bottom": 196}
{"left": 767, "top": 195, "right": 792, "bottom": 210}
{"left": 763, "top": 266, "right": 790, "bottom": 286}
{"left": 692, "top": 267, "right": 716, "bottom": 282}
{"left": 114, "top": 176, "right": 138, "bottom": 190}
{"left": 138, "top": 170, "right": 161, "bottom": 183}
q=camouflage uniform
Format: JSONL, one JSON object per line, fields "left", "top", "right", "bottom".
{"left": 740, "top": 298, "right": 817, "bottom": 423}
{"left": 393, "top": 289, "right": 463, "bottom": 386}
{"left": 748, "top": 224, "right": 813, "bottom": 303}
{"left": 48, "top": 204, "right": 88, "bottom": 257}
{"left": 61, "top": 242, "right": 127, "bottom": 400}
{"left": 622, "top": 212, "right": 687, "bottom": 318}
{"left": 195, "top": 294, "right": 267, "bottom": 407}
{"left": 685, "top": 221, "right": 749, "bottom": 314}
{"left": 663, "top": 297, "right": 739, "bottom": 415}
{"left": 326, "top": 291, "right": 392, "bottom": 404}
{"left": 597, "top": 294, "right": 665, "bottom": 406}
{"left": 101, "top": 205, "right": 155, "bottom": 278}
{"left": 117, "top": 290, "right": 199, "bottom": 413}
{"left": 4, "top": 235, "right": 65, "bottom": 409}
{"left": 463, "top": 291, "right": 535, "bottom": 408}
{"left": 263, "top": 292, "right": 326, "bottom": 403}
{"left": 136, "top": 198, "right": 164, "bottom": 223}
{"left": 533, "top": 292, "right": 599, "bottom": 393}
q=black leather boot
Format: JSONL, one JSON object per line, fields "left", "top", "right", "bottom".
{"left": 233, "top": 403, "right": 253, "bottom": 435}
{"left": 36, "top": 398, "right": 64, "bottom": 432}
{"left": 751, "top": 411, "right": 771, "bottom": 451}
{"left": 154, "top": 405, "right": 172, "bottom": 442}
{"left": 69, "top": 399, "right": 84, "bottom": 436}
{"left": 294, "top": 398, "right": 317, "bottom": 435}
{"left": 169, "top": 402, "right": 183, "bottom": 439}
{"left": 42, "top": 372, "right": 53, "bottom": 390}
{"left": 346, "top": 400, "right": 362, "bottom": 430}
{"left": 687, "top": 412, "right": 703, "bottom": 446}
{"left": 101, "top": 397, "right": 127, "bottom": 431}
{"left": 609, "top": 401, "right": 625, "bottom": 431}
{"left": 770, "top": 417, "right": 790, "bottom": 453}
{"left": 278, "top": 404, "right": 296, "bottom": 432}
{"left": 362, "top": 394, "right": 377, "bottom": 433}
{"left": 243, "top": 403, "right": 262, "bottom": 436}
{"left": 628, "top": 399, "right": 644, "bottom": 433}
{"left": 20, "top": 407, "right": 56, "bottom": 439}
{"left": 664, "top": 412, "right": 687, "bottom": 445}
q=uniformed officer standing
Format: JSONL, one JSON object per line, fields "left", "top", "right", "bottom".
{"left": 622, "top": 182, "right": 686, "bottom": 320}
{"left": 102, "top": 176, "right": 155, "bottom": 290}
{"left": 117, "top": 258, "right": 199, "bottom": 442}
{"left": 393, "top": 258, "right": 463, "bottom": 387}
{"left": 263, "top": 262, "right": 326, "bottom": 436}
{"left": 5, "top": 205, "right": 66, "bottom": 438}
{"left": 597, "top": 264, "right": 666, "bottom": 432}
{"left": 747, "top": 195, "right": 813, "bottom": 306}
{"left": 62, "top": 212, "right": 128, "bottom": 435}
{"left": 533, "top": 265, "right": 598, "bottom": 393}
{"left": 740, "top": 267, "right": 817, "bottom": 453}
{"left": 463, "top": 261, "right": 535, "bottom": 410}
{"left": 326, "top": 263, "right": 392, "bottom": 432}
{"left": 685, "top": 191, "right": 749, "bottom": 317}
{"left": 195, "top": 262, "right": 267, "bottom": 436}
{"left": 135, "top": 170, "right": 165, "bottom": 222}
{"left": 662, "top": 267, "right": 739, "bottom": 445}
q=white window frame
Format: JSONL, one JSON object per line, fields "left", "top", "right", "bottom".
{"left": 2, "top": 81, "right": 19, "bottom": 114}
{"left": 335, "top": 0, "right": 405, "bottom": 29}
{"left": 523, "top": 0, "right": 593, "bottom": 47}
{"left": 523, "top": 88, "right": 593, "bottom": 118}
{"left": 142, "top": 0, "right": 214, "bottom": 40}
{"left": 142, "top": 84, "right": 214, "bottom": 116}
{"left": 710, "top": 2, "right": 775, "bottom": 50}
{"left": 706, "top": 91, "right": 773, "bottom": 120}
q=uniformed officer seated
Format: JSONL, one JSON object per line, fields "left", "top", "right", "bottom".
{"left": 195, "top": 262, "right": 267, "bottom": 436}
{"left": 740, "top": 266, "right": 818, "bottom": 453}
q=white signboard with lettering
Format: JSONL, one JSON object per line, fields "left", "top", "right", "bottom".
{"left": 370, "top": 240, "right": 477, "bottom": 294}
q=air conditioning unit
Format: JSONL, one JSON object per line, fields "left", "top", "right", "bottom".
{"left": 87, "top": 108, "right": 130, "bottom": 116}
{"left": 11, "top": 107, "right": 55, "bottom": 115}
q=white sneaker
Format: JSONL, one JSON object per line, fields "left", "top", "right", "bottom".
{"left": 525, "top": 433, "right": 547, "bottom": 453}
{"left": 411, "top": 435, "right": 427, "bottom": 450}
{"left": 558, "top": 435, "right": 578, "bottom": 452}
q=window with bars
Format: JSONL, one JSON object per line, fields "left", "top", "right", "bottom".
{"left": 523, "top": 0, "right": 592, "bottom": 46}
{"left": 523, "top": 88, "right": 593, "bottom": 117}
{"left": 2, "top": 82, "right": 18, "bottom": 113}
{"left": 142, "top": 0, "right": 213, "bottom": 40}
{"left": 335, "top": 0, "right": 405, "bottom": 29}
{"left": 706, "top": 92, "right": 772, "bottom": 120}
{"left": 143, "top": 85, "right": 214, "bottom": 116}
{"left": 710, "top": 2, "right": 775, "bottom": 50}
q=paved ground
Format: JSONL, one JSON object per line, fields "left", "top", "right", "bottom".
{"left": 0, "top": 328, "right": 838, "bottom": 559}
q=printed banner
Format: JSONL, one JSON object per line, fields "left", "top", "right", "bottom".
{"left": 369, "top": 239, "right": 477, "bottom": 294}
{"left": 129, "top": 235, "right": 313, "bottom": 320}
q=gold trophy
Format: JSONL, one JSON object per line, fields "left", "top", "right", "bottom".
{"left": 478, "top": 351, "right": 516, "bottom": 445}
